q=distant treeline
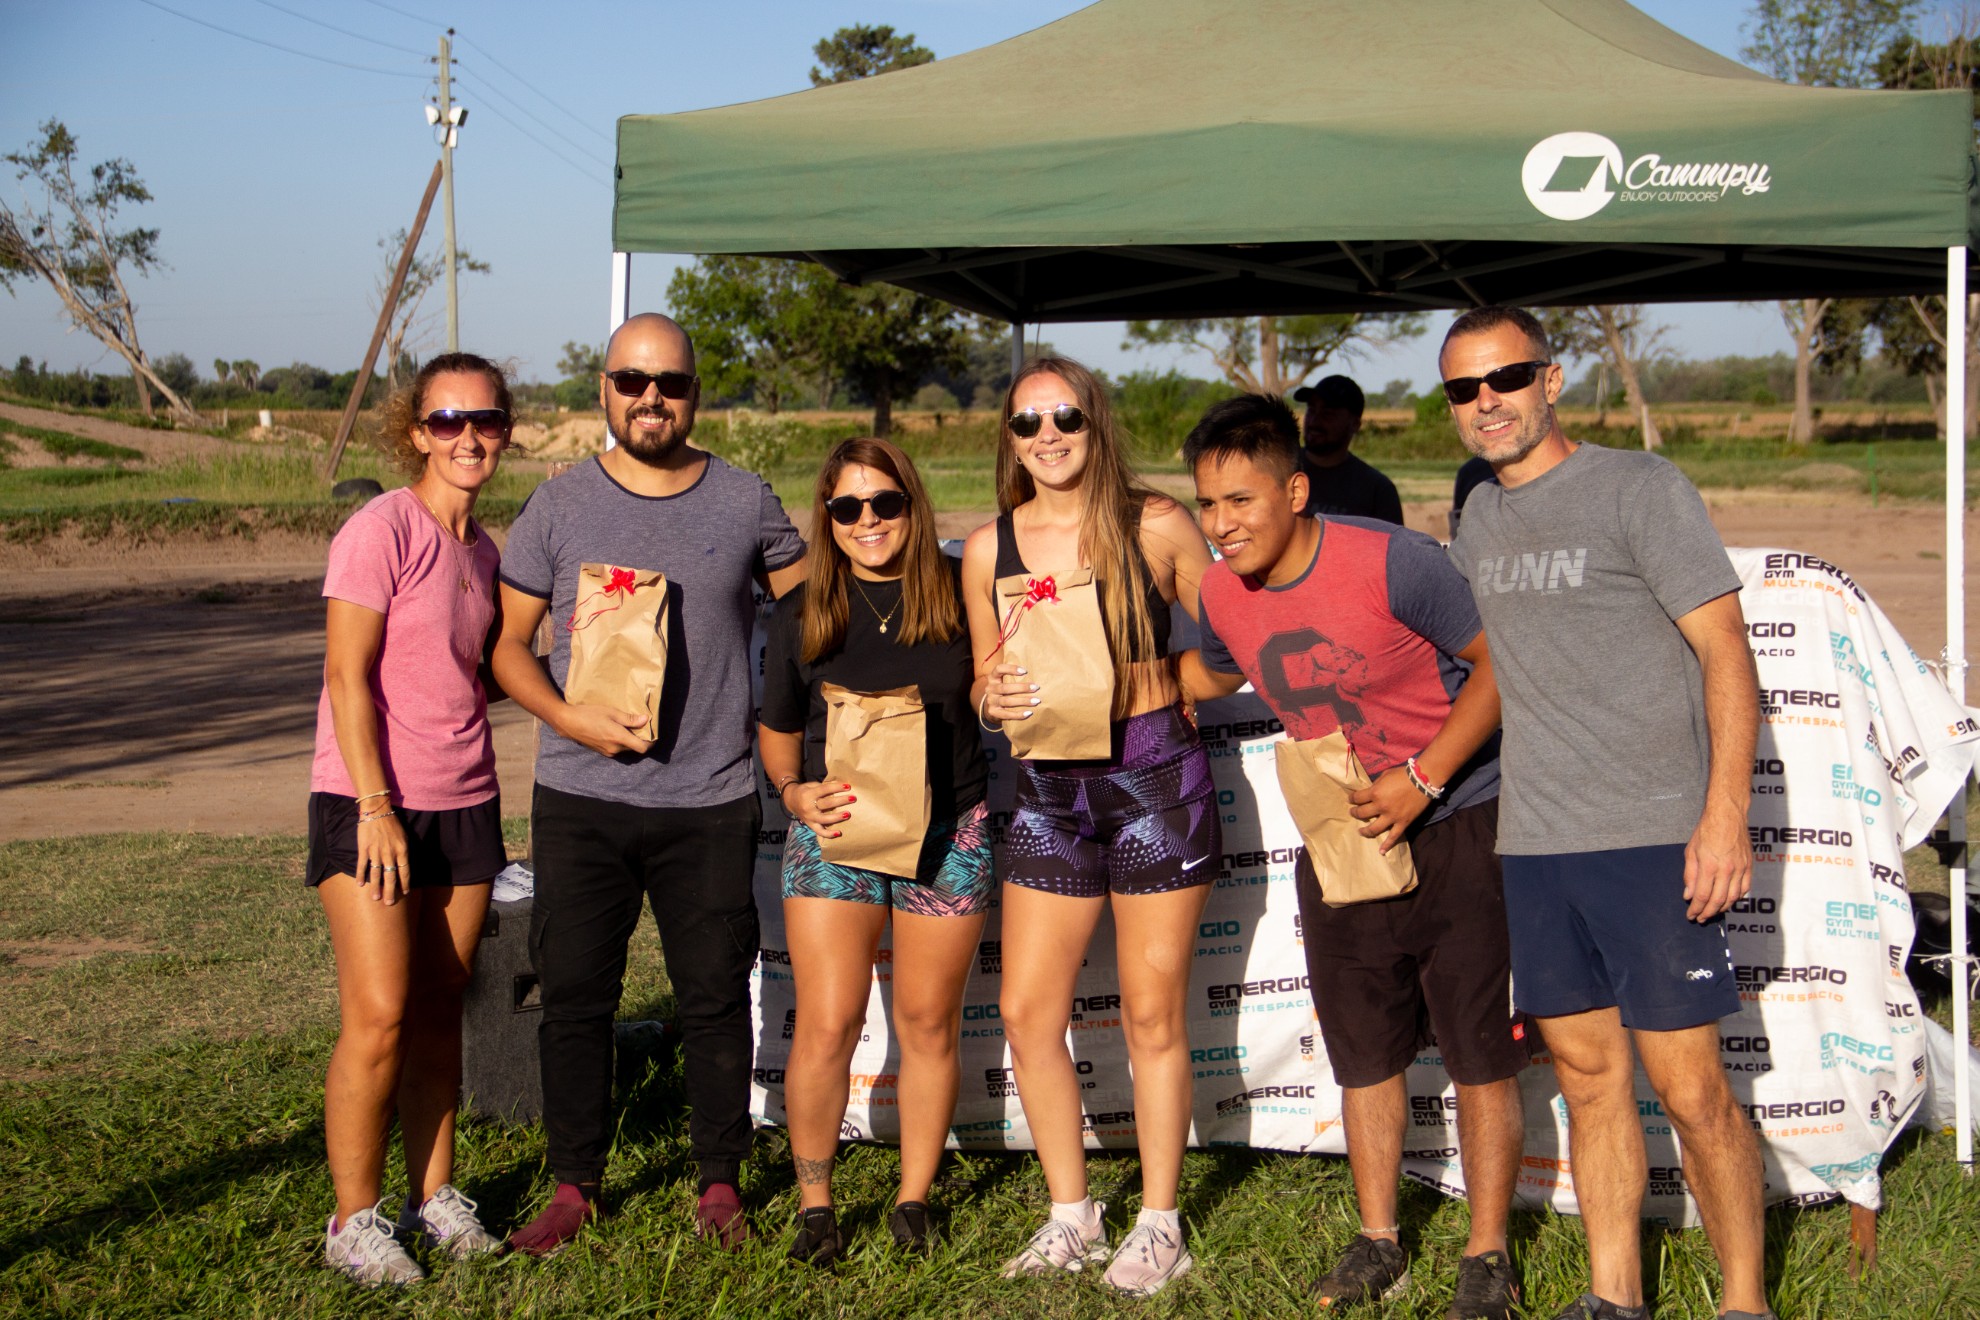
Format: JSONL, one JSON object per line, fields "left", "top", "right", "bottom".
{"left": 1560, "top": 353, "right": 1930, "bottom": 408}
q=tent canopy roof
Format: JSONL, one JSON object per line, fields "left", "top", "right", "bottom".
{"left": 612, "top": 0, "right": 1977, "bottom": 321}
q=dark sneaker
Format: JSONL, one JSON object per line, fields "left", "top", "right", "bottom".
{"left": 1312, "top": 1234, "right": 1409, "bottom": 1308}
{"left": 1552, "top": 1294, "right": 1648, "bottom": 1320}
{"left": 1447, "top": 1250, "right": 1520, "bottom": 1320}
{"left": 696, "top": 1183, "right": 753, "bottom": 1251}
{"left": 788, "top": 1207, "right": 844, "bottom": 1268}
{"left": 889, "top": 1201, "right": 933, "bottom": 1256}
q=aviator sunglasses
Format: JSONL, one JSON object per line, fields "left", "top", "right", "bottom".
{"left": 1440, "top": 360, "right": 1551, "bottom": 405}
{"left": 422, "top": 408, "right": 512, "bottom": 441}
{"left": 826, "top": 490, "right": 911, "bottom": 525}
{"left": 1007, "top": 404, "right": 1088, "bottom": 438}
{"left": 606, "top": 369, "right": 697, "bottom": 400}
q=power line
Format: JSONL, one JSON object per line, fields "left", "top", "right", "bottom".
{"left": 350, "top": 0, "right": 443, "bottom": 27}
{"left": 456, "top": 33, "right": 613, "bottom": 148}
{"left": 453, "top": 87, "right": 609, "bottom": 186}
{"left": 245, "top": 0, "right": 428, "bottom": 57}
{"left": 132, "top": 0, "right": 426, "bottom": 77}
{"left": 452, "top": 68, "right": 613, "bottom": 169}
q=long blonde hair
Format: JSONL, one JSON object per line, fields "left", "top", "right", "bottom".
{"left": 996, "top": 356, "right": 1161, "bottom": 717}
{"left": 801, "top": 436, "right": 959, "bottom": 663}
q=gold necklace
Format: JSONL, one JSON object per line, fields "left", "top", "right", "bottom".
{"left": 413, "top": 486, "right": 477, "bottom": 594}
{"left": 851, "top": 575, "right": 903, "bottom": 634}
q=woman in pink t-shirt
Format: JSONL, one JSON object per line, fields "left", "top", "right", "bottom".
{"left": 307, "top": 352, "right": 512, "bottom": 1286}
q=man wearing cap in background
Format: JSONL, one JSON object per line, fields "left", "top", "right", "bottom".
{"left": 1293, "top": 374, "right": 1404, "bottom": 525}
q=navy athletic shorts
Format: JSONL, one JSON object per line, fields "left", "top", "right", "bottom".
{"left": 1501, "top": 843, "right": 1740, "bottom": 1031}
{"left": 306, "top": 791, "right": 505, "bottom": 890}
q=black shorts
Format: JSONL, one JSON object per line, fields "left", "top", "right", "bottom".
{"left": 305, "top": 791, "right": 506, "bottom": 890}
{"left": 1296, "top": 797, "right": 1530, "bottom": 1088}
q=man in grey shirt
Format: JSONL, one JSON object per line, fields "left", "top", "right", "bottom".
{"left": 1443, "top": 307, "right": 1771, "bottom": 1320}
{"left": 493, "top": 313, "right": 807, "bottom": 1255}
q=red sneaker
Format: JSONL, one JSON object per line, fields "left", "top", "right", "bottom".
{"left": 508, "top": 1184, "right": 595, "bottom": 1258}
{"left": 695, "top": 1183, "right": 752, "bottom": 1250}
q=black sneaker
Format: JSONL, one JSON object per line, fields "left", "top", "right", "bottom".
{"left": 889, "top": 1201, "right": 934, "bottom": 1256}
{"left": 788, "top": 1207, "right": 844, "bottom": 1268}
{"left": 1448, "top": 1250, "right": 1520, "bottom": 1320}
{"left": 1552, "top": 1294, "right": 1648, "bottom": 1320}
{"left": 1312, "top": 1234, "right": 1409, "bottom": 1308}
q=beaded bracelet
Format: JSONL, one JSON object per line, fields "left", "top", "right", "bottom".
{"left": 1404, "top": 755, "right": 1446, "bottom": 801}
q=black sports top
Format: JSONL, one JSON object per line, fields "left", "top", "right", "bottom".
{"left": 993, "top": 511, "right": 1171, "bottom": 662}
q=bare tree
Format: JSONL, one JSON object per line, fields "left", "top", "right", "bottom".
{"left": 0, "top": 120, "right": 196, "bottom": 421}
{"left": 370, "top": 228, "right": 490, "bottom": 390}
{"left": 1542, "top": 305, "right": 1668, "bottom": 449}
{"left": 1123, "top": 314, "right": 1427, "bottom": 395}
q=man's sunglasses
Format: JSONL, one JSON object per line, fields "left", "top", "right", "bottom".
{"left": 1007, "top": 404, "right": 1088, "bottom": 438}
{"left": 1440, "top": 361, "right": 1551, "bottom": 405}
{"left": 606, "top": 369, "right": 697, "bottom": 400}
{"left": 826, "top": 491, "right": 911, "bottom": 525}
{"left": 422, "top": 409, "right": 511, "bottom": 441}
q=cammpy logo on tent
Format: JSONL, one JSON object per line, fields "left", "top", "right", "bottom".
{"left": 1522, "top": 132, "right": 1774, "bottom": 221}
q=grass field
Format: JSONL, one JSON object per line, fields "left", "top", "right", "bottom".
{"left": 2, "top": 829, "right": 1976, "bottom": 1318}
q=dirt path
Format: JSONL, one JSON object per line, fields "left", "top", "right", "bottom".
{"left": 0, "top": 494, "right": 1972, "bottom": 843}
{"left": 0, "top": 401, "right": 244, "bottom": 463}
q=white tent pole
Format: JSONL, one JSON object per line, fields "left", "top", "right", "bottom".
{"left": 1011, "top": 320, "right": 1025, "bottom": 380}
{"left": 610, "top": 252, "right": 631, "bottom": 335}
{"left": 1949, "top": 244, "right": 1971, "bottom": 1173}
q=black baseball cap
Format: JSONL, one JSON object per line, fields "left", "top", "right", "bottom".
{"left": 1291, "top": 375, "right": 1365, "bottom": 413}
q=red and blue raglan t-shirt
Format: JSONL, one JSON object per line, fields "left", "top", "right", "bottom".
{"left": 1197, "top": 516, "right": 1500, "bottom": 825}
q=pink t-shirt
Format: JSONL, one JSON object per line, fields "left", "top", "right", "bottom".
{"left": 310, "top": 486, "right": 500, "bottom": 810}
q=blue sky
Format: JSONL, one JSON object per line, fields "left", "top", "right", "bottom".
{"left": 0, "top": 1, "right": 1962, "bottom": 391}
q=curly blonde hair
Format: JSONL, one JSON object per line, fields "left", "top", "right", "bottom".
{"left": 378, "top": 352, "right": 514, "bottom": 476}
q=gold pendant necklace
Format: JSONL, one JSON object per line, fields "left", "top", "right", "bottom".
{"left": 414, "top": 486, "right": 476, "bottom": 593}
{"left": 851, "top": 576, "right": 902, "bottom": 634}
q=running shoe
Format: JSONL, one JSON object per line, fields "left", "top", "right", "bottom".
{"left": 507, "top": 1184, "right": 595, "bottom": 1258}
{"left": 695, "top": 1182, "right": 753, "bottom": 1250}
{"left": 788, "top": 1206, "right": 844, "bottom": 1268}
{"left": 889, "top": 1200, "right": 933, "bottom": 1256}
{"left": 1446, "top": 1249, "right": 1520, "bottom": 1319}
{"left": 1102, "top": 1217, "right": 1193, "bottom": 1297}
{"left": 324, "top": 1203, "right": 426, "bottom": 1287}
{"left": 999, "top": 1205, "right": 1110, "bottom": 1277}
{"left": 400, "top": 1184, "right": 502, "bottom": 1259}
{"left": 1551, "top": 1294, "right": 1648, "bottom": 1320}
{"left": 1312, "top": 1234, "right": 1409, "bottom": 1308}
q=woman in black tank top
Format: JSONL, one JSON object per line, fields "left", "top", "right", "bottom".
{"left": 959, "top": 356, "right": 1217, "bottom": 1294}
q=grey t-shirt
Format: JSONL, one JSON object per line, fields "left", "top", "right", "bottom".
{"left": 499, "top": 453, "right": 805, "bottom": 809}
{"left": 1448, "top": 444, "right": 1740, "bottom": 855}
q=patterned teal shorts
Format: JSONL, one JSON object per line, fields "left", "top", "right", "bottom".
{"left": 780, "top": 800, "right": 993, "bottom": 918}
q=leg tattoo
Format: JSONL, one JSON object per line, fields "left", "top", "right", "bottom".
{"left": 793, "top": 1153, "right": 834, "bottom": 1186}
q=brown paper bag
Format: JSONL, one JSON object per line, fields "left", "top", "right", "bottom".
{"left": 562, "top": 563, "right": 668, "bottom": 741}
{"left": 1274, "top": 731, "right": 1417, "bottom": 907}
{"left": 815, "top": 683, "right": 930, "bottom": 879}
{"left": 994, "top": 568, "right": 1115, "bottom": 760}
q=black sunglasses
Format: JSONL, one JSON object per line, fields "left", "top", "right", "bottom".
{"left": 1440, "top": 360, "right": 1551, "bottom": 405}
{"left": 1007, "top": 404, "right": 1088, "bottom": 439}
{"left": 422, "top": 408, "right": 511, "bottom": 441}
{"left": 606, "top": 369, "right": 697, "bottom": 400}
{"left": 826, "top": 490, "right": 911, "bottom": 525}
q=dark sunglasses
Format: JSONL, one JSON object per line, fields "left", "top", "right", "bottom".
{"left": 1440, "top": 360, "right": 1551, "bottom": 405}
{"left": 826, "top": 490, "right": 911, "bottom": 525}
{"left": 606, "top": 369, "right": 697, "bottom": 400}
{"left": 1007, "top": 404, "right": 1088, "bottom": 438}
{"left": 422, "top": 408, "right": 511, "bottom": 441}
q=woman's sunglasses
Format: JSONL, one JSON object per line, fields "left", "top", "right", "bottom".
{"left": 1007, "top": 404, "right": 1088, "bottom": 438}
{"left": 422, "top": 409, "right": 511, "bottom": 441}
{"left": 826, "top": 491, "right": 910, "bottom": 525}
{"left": 1440, "top": 360, "right": 1551, "bottom": 405}
{"left": 607, "top": 369, "right": 697, "bottom": 400}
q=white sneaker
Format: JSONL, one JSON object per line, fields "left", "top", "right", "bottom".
{"left": 1103, "top": 1217, "right": 1194, "bottom": 1297}
{"left": 401, "top": 1183, "right": 502, "bottom": 1259}
{"left": 325, "top": 1203, "right": 426, "bottom": 1286}
{"left": 1000, "top": 1204, "right": 1110, "bottom": 1277}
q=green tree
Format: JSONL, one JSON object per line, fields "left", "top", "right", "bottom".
{"left": 1121, "top": 314, "right": 1427, "bottom": 397}
{"left": 667, "top": 255, "right": 832, "bottom": 413}
{"left": 1741, "top": 0, "right": 1920, "bottom": 86}
{"left": 0, "top": 119, "right": 196, "bottom": 421}
{"left": 811, "top": 283, "right": 970, "bottom": 436}
{"left": 557, "top": 340, "right": 604, "bottom": 379}
{"left": 810, "top": 24, "right": 933, "bottom": 86}
{"left": 153, "top": 352, "right": 199, "bottom": 398}
{"left": 1542, "top": 306, "right": 1668, "bottom": 446}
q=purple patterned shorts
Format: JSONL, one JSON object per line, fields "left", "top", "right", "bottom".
{"left": 1000, "top": 705, "right": 1220, "bottom": 899}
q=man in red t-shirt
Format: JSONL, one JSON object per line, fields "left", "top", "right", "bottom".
{"left": 1179, "top": 394, "right": 1525, "bottom": 1320}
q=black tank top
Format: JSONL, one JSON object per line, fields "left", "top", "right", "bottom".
{"left": 993, "top": 511, "right": 1171, "bottom": 662}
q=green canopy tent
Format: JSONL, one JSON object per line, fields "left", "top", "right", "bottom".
{"left": 609, "top": 0, "right": 1976, "bottom": 1169}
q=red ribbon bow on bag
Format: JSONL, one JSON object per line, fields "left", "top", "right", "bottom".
{"left": 983, "top": 575, "right": 1058, "bottom": 663}
{"left": 566, "top": 566, "right": 640, "bottom": 632}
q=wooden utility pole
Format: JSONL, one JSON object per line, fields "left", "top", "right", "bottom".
{"left": 324, "top": 161, "right": 445, "bottom": 480}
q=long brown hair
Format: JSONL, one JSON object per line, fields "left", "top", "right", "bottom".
{"left": 995, "top": 356, "right": 1161, "bottom": 716}
{"left": 801, "top": 437, "right": 960, "bottom": 663}
{"left": 379, "top": 352, "right": 514, "bottom": 476}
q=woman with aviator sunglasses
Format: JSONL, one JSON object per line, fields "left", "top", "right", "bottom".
{"left": 960, "top": 356, "right": 1216, "bottom": 1297}
{"left": 307, "top": 353, "right": 514, "bottom": 1285}
{"left": 758, "top": 437, "right": 990, "bottom": 1265}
